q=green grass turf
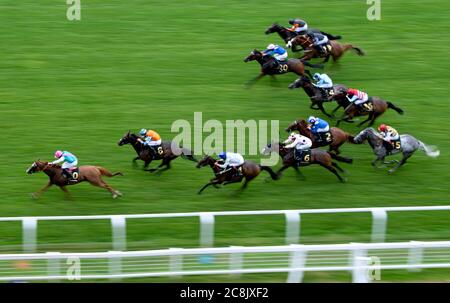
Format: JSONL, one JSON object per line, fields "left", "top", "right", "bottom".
{"left": 0, "top": 0, "right": 449, "bottom": 282}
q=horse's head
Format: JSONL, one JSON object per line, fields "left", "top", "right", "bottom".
{"left": 285, "top": 120, "right": 300, "bottom": 132}
{"left": 288, "top": 76, "right": 311, "bottom": 89}
{"left": 265, "top": 23, "right": 281, "bottom": 35}
{"left": 244, "top": 49, "right": 262, "bottom": 62}
{"left": 353, "top": 128, "right": 377, "bottom": 144}
{"left": 196, "top": 155, "right": 216, "bottom": 169}
{"left": 26, "top": 160, "right": 48, "bottom": 174}
{"left": 118, "top": 131, "right": 137, "bottom": 146}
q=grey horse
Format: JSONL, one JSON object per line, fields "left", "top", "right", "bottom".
{"left": 352, "top": 128, "right": 440, "bottom": 173}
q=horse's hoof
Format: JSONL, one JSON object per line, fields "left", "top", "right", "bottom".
{"left": 31, "top": 193, "right": 38, "bottom": 200}
{"left": 341, "top": 177, "right": 348, "bottom": 183}
{"left": 388, "top": 169, "right": 396, "bottom": 174}
{"left": 116, "top": 191, "right": 123, "bottom": 197}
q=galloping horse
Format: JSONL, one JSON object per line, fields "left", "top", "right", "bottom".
{"left": 243, "top": 49, "right": 323, "bottom": 86}
{"left": 118, "top": 131, "right": 197, "bottom": 173}
{"left": 288, "top": 76, "right": 349, "bottom": 118}
{"left": 26, "top": 161, "right": 123, "bottom": 199}
{"left": 285, "top": 119, "right": 355, "bottom": 155}
{"left": 288, "top": 34, "right": 364, "bottom": 63}
{"left": 336, "top": 97, "right": 404, "bottom": 127}
{"left": 265, "top": 23, "right": 341, "bottom": 44}
{"left": 352, "top": 128, "right": 440, "bottom": 173}
{"left": 196, "top": 155, "right": 278, "bottom": 194}
{"left": 261, "top": 142, "right": 352, "bottom": 182}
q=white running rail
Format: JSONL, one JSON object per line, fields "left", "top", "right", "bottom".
{"left": 1, "top": 241, "right": 449, "bottom": 282}
{"left": 1, "top": 205, "right": 449, "bottom": 252}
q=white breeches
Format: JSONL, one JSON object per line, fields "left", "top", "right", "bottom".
{"left": 275, "top": 53, "right": 288, "bottom": 61}
{"left": 314, "top": 36, "right": 329, "bottom": 45}
{"left": 146, "top": 139, "right": 162, "bottom": 146}
{"left": 316, "top": 125, "right": 330, "bottom": 132}
{"left": 295, "top": 142, "right": 312, "bottom": 150}
{"left": 62, "top": 161, "right": 77, "bottom": 169}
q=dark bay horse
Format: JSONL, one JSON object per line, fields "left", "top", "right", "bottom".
{"left": 196, "top": 155, "right": 278, "bottom": 194}
{"left": 352, "top": 128, "right": 440, "bottom": 174}
{"left": 336, "top": 98, "right": 404, "bottom": 127}
{"left": 261, "top": 142, "right": 352, "bottom": 182}
{"left": 285, "top": 119, "right": 355, "bottom": 155}
{"left": 26, "top": 161, "right": 123, "bottom": 199}
{"left": 118, "top": 131, "right": 197, "bottom": 173}
{"left": 243, "top": 49, "right": 323, "bottom": 86}
{"left": 265, "top": 23, "right": 341, "bottom": 44}
{"left": 288, "top": 76, "right": 349, "bottom": 118}
{"left": 288, "top": 34, "right": 364, "bottom": 63}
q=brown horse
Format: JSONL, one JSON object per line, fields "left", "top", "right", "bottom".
{"left": 196, "top": 155, "right": 278, "bottom": 194}
{"left": 243, "top": 49, "right": 323, "bottom": 86}
{"left": 288, "top": 34, "right": 365, "bottom": 63}
{"left": 261, "top": 142, "right": 351, "bottom": 182}
{"left": 288, "top": 76, "right": 349, "bottom": 118}
{"left": 285, "top": 119, "right": 355, "bottom": 155}
{"left": 118, "top": 131, "right": 197, "bottom": 173}
{"left": 336, "top": 98, "right": 404, "bottom": 127}
{"left": 26, "top": 161, "right": 123, "bottom": 199}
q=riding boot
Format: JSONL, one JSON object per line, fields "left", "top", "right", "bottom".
{"left": 62, "top": 169, "right": 71, "bottom": 181}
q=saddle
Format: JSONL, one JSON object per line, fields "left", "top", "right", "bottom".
{"left": 359, "top": 99, "right": 374, "bottom": 113}
{"left": 64, "top": 167, "right": 80, "bottom": 184}
{"left": 294, "top": 149, "right": 312, "bottom": 165}
{"left": 384, "top": 139, "right": 402, "bottom": 155}
{"left": 145, "top": 145, "right": 164, "bottom": 160}
{"left": 315, "top": 131, "right": 333, "bottom": 146}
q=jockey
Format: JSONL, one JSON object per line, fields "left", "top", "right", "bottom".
{"left": 288, "top": 18, "right": 308, "bottom": 35}
{"left": 138, "top": 128, "right": 162, "bottom": 157}
{"left": 308, "top": 32, "right": 329, "bottom": 55}
{"left": 378, "top": 124, "right": 399, "bottom": 150}
{"left": 284, "top": 132, "right": 312, "bottom": 159}
{"left": 308, "top": 116, "right": 330, "bottom": 142}
{"left": 313, "top": 73, "right": 334, "bottom": 100}
{"left": 216, "top": 152, "right": 245, "bottom": 176}
{"left": 51, "top": 150, "right": 78, "bottom": 180}
{"left": 262, "top": 44, "right": 288, "bottom": 69}
{"left": 346, "top": 88, "right": 370, "bottom": 108}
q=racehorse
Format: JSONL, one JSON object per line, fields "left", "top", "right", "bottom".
{"left": 285, "top": 119, "right": 355, "bottom": 155}
{"left": 261, "top": 142, "right": 352, "bottom": 182}
{"left": 288, "top": 76, "right": 349, "bottom": 118}
{"left": 243, "top": 49, "right": 323, "bottom": 86}
{"left": 352, "top": 128, "right": 440, "bottom": 174}
{"left": 118, "top": 131, "right": 197, "bottom": 173}
{"left": 196, "top": 155, "right": 278, "bottom": 194}
{"left": 265, "top": 23, "right": 341, "bottom": 44}
{"left": 26, "top": 160, "right": 123, "bottom": 199}
{"left": 287, "top": 34, "right": 365, "bottom": 63}
{"left": 336, "top": 97, "right": 404, "bottom": 127}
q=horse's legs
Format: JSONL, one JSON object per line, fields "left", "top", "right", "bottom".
{"left": 332, "top": 161, "right": 345, "bottom": 173}
{"left": 318, "top": 102, "right": 333, "bottom": 118}
{"left": 357, "top": 113, "right": 373, "bottom": 127}
{"left": 276, "top": 165, "right": 291, "bottom": 178}
{"left": 367, "top": 112, "right": 381, "bottom": 127}
{"left": 292, "top": 165, "right": 306, "bottom": 180}
{"left": 31, "top": 181, "right": 53, "bottom": 199}
{"left": 59, "top": 186, "right": 74, "bottom": 200}
{"left": 371, "top": 155, "right": 385, "bottom": 168}
{"left": 331, "top": 104, "right": 342, "bottom": 115}
{"left": 198, "top": 180, "right": 220, "bottom": 195}
{"left": 89, "top": 179, "right": 121, "bottom": 198}
{"left": 320, "top": 163, "right": 346, "bottom": 182}
{"left": 388, "top": 152, "right": 413, "bottom": 174}
{"left": 245, "top": 73, "right": 265, "bottom": 88}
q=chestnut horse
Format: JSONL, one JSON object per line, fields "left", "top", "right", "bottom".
{"left": 261, "top": 142, "right": 352, "bottom": 182}
{"left": 196, "top": 155, "right": 278, "bottom": 194}
{"left": 288, "top": 34, "right": 364, "bottom": 63}
{"left": 285, "top": 119, "right": 355, "bottom": 155}
{"left": 288, "top": 76, "right": 349, "bottom": 118}
{"left": 243, "top": 49, "right": 323, "bottom": 86}
{"left": 118, "top": 131, "right": 197, "bottom": 173}
{"left": 26, "top": 160, "right": 123, "bottom": 199}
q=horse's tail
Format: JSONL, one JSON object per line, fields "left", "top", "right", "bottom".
{"left": 327, "top": 152, "right": 353, "bottom": 164}
{"left": 302, "top": 60, "right": 324, "bottom": 69}
{"left": 259, "top": 165, "right": 279, "bottom": 180}
{"left": 97, "top": 167, "right": 123, "bottom": 177}
{"left": 180, "top": 148, "right": 198, "bottom": 162}
{"left": 418, "top": 141, "right": 440, "bottom": 158}
{"left": 387, "top": 101, "right": 404, "bottom": 115}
